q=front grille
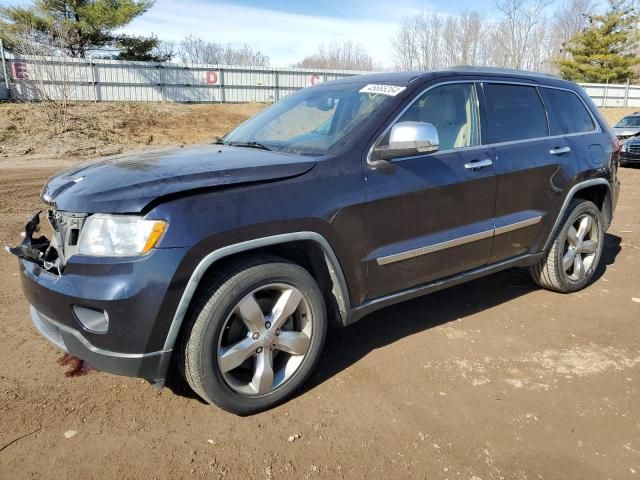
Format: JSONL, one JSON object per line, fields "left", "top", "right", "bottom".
{"left": 628, "top": 144, "right": 640, "bottom": 154}
{"left": 47, "top": 210, "right": 88, "bottom": 262}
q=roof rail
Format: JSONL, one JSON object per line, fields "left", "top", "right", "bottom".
{"left": 450, "top": 65, "right": 561, "bottom": 80}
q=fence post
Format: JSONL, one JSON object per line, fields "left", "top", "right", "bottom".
{"left": 603, "top": 81, "right": 609, "bottom": 108}
{"left": 274, "top": 69, "right": 279, "bottom": 102}
{"left": 160, "top": 64, "right": 165, "bottom": 103}
{"left": 89, "top": 57, "right": 98, "bottom": 102}
{"left": 220, "top": 69, "right": 225, "bottom": 103}
{"left": 0, "top": 39, "right": 10, "bottom": 99}
{"left": 624, "top": 79, "right": 630, "bottom": 108}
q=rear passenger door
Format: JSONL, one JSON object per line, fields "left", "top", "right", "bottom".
{"left": 480, "top": 82, "right": 596, "bottom": 263}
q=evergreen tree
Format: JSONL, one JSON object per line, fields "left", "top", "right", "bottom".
{"left": 556, "top": 0, "right": 639, "bottom": 83}
{"left": 114, "top": 35, "right": 172, "bottom": 62}
{"left": 0, "top": 1, "right": 163, "bottom": 61}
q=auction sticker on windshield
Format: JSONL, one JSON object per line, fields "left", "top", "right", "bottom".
{"left": 359, "top": 84, "right": 406, "bottom": 96}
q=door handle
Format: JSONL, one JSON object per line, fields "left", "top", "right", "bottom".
{"left": 464, "top": 159, "right": 493, "bottom": 170}
{"left": 549, "top": 146, "right": 571, "bottom": 155}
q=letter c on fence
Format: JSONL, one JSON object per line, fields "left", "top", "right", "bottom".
{"left": 310, "top": 74, "right": 321, "bottom": 86}
{"left": 206, "top": 71, "right": 219, "bottom": 85}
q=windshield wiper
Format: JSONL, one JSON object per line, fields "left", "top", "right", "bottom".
{"left": 227, "top": 141, "right": 272, "bottom": 151}
{"left": 214, "top": 136, "right": 226, "bottom": 145}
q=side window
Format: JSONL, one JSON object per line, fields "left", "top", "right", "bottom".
{"left": 396, "top": 83, "right": 480, "bottom": 151}
{"left": 540, "top": 88, "right": 596, "bottom": 135}
{"left": 483, "top": 84, "right": 548, "bottom": 144}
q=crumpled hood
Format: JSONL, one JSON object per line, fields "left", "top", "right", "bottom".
{"left": 613, "top": 126, "right": 640, "bottom": 138}
{"left": 42, "top": 144, "right": 317, "bottom": 213}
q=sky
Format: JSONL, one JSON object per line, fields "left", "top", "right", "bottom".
{"left": 3, "top": 0, "right": 566, "bottom": 67}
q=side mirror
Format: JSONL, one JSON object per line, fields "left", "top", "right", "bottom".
{"left": 375, "top": 121, "right": 439, "bottom": 160}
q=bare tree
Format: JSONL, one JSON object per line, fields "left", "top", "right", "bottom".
{"left": 152, "top": 40, "right": 176, "bottom": 62}
{"left": 390, "top": 0, "right": 599, "bottom": 73}
{"left": 392, "top": 16, "right": 420, "bottom": 70}
{"left": 458, "top": 11, "right": 485, "bottom": 65}
{"left": 176, "top": 36, "right": 269, "bottom": 66}
{"left": 178, "top": 36, "right": 223, "bottom": 64}
{"left": 393, "top": 10, "right": 488, "bottom": 70}
{"left": 494, "top": 0, "right": 553, "bottom": 69}
{"left": 548, "top": 0, "right": 595, "bottom": 60}
{"left": 295, "top": 40, "right": 376, "bottom": 71}
{"left": 222, "top": 44, "right": 270, "bottom": 66}
{"left": 9, "top": 23, "right": 76, "bottom": 132}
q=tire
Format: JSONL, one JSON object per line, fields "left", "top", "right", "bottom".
{"left": 178, "top": 255, "right": 327, "bottom": 415}
{"left": 530, "top": 199, "right": 604, "bottom": 293}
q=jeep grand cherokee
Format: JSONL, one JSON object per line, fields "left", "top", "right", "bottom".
{"left": 9, "top": 68, "right": 620, "bottom": 415}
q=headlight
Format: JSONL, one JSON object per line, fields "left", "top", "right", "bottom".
{"left": 77, "top": 214, "right": 167, "bottom": 256}
{"left": 621, "top": 142, "right": 628, "bottom": 152}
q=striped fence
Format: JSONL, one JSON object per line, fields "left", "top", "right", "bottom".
{"left": 0, "top": 51, "right": 366, "bottom": 103}
{"left": 0, "top": 49, "right": 639, "bottom": 107}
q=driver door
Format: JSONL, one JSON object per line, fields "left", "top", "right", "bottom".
{"left": 364, "top": 81, "right": 498, "bottom": 299}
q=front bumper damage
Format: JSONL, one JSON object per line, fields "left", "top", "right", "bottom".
{"left": 5, "top": 211, "right": 60, "bottom": 273}
{"left": 8, "top": 212, "right": 189, "bottom": 388}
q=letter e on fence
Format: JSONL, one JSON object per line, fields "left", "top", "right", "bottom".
{"left": 309, "top": 74, "right": 323, "bottom": 86}
{"left": 12, "top": 62, "right": 28, "bottom": 80}
{"left": 205, "top": 71, "right": 219, "bottom": 85}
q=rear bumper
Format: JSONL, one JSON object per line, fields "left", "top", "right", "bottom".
{"left": 30, "top": 306, "right": 171, "bottom": 384}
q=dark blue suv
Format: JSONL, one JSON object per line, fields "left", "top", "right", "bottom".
{"left": 10, "top": 68, "right": 620, "bottom": 414}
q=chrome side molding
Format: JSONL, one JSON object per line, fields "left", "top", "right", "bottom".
{"left": 376, "top": 215, "right": 543, "bottom": 266}
{"left": 494, "top": 215, "right": 542, "bottom": 235}
{"left": 377, "top": 229, "right": 494, "bottom": 266}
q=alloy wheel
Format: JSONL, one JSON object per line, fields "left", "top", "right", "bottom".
{"left": 216, "top": 283, "right": 313, "bottom": 396}
{"left": 562, "top": 213, "right": 600, "bottom": 282}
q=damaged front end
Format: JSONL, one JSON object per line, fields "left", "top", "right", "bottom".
{"left": 5, "top": 210, "right": 87, "bottom": 274}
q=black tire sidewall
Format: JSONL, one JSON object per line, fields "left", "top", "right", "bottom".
{"left": 554, "top": 201, "right": 604, "bottom": 292}
{"left": 190, "top": 262, "right": 326, "bottom": 415}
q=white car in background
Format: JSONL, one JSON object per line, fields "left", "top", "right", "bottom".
{"left": 613, "top": 113, "right": 640, "bottom": 140}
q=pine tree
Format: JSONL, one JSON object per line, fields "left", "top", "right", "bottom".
{"left": 0, "top": 1, "right": 163, "bottom": 60}
{"left": 556, "top": 0, "right": 639, "bottom": 83}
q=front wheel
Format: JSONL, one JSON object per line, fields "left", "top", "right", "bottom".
{"left": 530, "top": 199, "right": 604, "bottom": 293}
{"left": 179, "top": 256, "right": 327, "bottom": 415}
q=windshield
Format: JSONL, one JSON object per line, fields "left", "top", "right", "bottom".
{"left": 615, "top": 116, "right": 640, "bottom": 128}
{"left": 222, "top": 83, "right": 402, "bottom": 156}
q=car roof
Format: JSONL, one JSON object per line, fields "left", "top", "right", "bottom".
{"left": 326, "top": 66, "right": 574, "bottom": 89}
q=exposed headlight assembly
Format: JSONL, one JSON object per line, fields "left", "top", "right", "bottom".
{"left": 77, "top": 214, "right": 167, "bottom": 256}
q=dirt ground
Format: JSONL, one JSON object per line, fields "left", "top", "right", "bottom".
{"left": 1, "top": 106, "right": 639, "bottom": 479}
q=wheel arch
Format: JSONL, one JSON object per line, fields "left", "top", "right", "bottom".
{"left": 542, "top": 178, "right": 613, "bottom": 252}
{"left": 161, "top": 232, "right": 350, "bottom": 354}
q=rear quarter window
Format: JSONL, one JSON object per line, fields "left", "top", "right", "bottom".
{"left": 483, "top": 83, "right": 548, "bottom": 144}
{"left": 540, "top": 88, "right": 596, "bottom": 135}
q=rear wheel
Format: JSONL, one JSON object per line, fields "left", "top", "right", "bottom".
{"left": 179, "top": 256, "right": 327, "bottom": 415}
{"left": 530, "top": 199, "right": 604, "bottom": 293}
